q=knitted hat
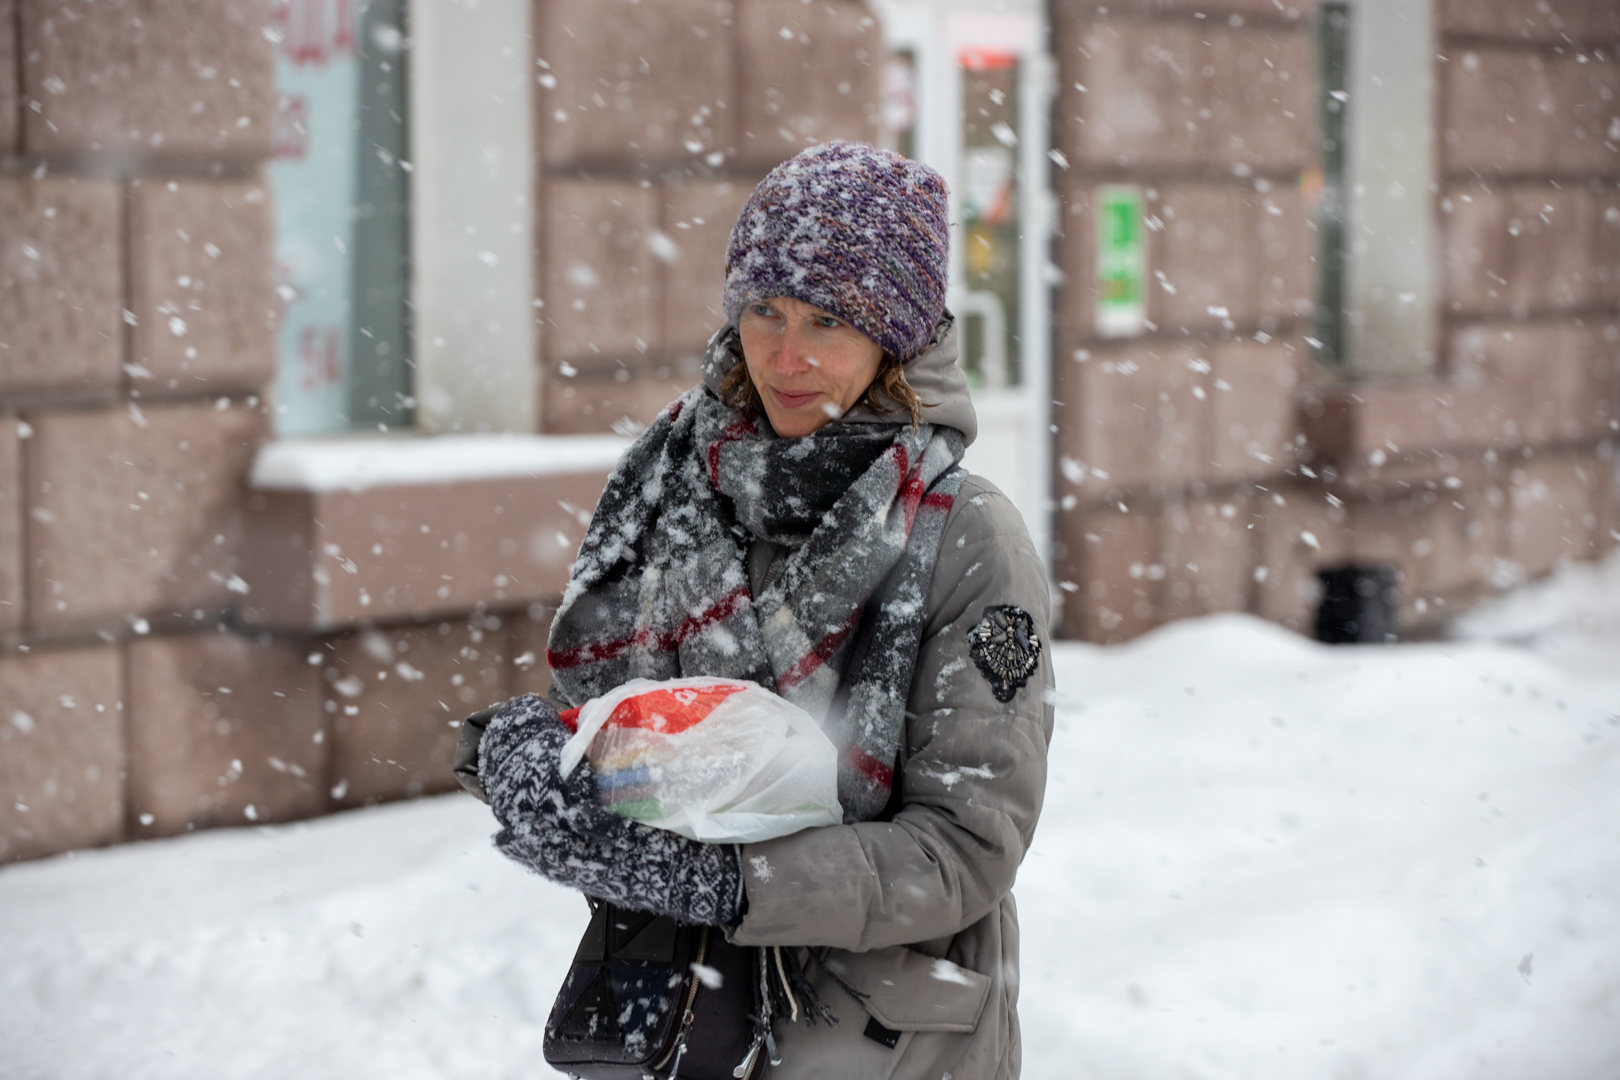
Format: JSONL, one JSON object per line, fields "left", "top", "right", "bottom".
{"left": 722, "top": 141, "right": 950, "bottom": 362}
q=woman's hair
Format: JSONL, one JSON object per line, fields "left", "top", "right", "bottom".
{"left": 717, "top": 352, "right": 925, "bottom": 427}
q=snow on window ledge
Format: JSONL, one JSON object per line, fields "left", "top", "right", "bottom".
{"left": 250, "top": 433, "right": 629, "bottom": 494}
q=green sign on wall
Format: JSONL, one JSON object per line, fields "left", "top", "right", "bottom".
{"left": 1096, "top": 185, "right": 1146, "bottom": 338}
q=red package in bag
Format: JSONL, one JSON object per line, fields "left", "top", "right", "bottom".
{"left": 557, "top": 677, "right": 843, "bottom": 844}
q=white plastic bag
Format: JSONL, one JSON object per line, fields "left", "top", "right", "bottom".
{"left": 558, "top": 677, "right": 843, "bottom": 844}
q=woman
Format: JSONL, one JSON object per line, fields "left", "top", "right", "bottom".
{"left": 458, "top": 142, "right": 1052, "bottom": 1079}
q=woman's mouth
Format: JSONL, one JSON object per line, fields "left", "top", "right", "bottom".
{"left": 770, "top": 387, "right": 821, "bottom": 410}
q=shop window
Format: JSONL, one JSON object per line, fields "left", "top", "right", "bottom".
{"left": 881, "top": 49, "right": 919, "bottom": 161}
{"left": 958, "top": 47, "right": 1022, "bottom": 389}
{"left": 271, "top": 0, "right": 412, "bottom": 436}
{"left": 1314, "top": 1, "right": 1351, "bottom": 369}
{"left": 1311, "top": 0, "right": 1438, "bottom": 378}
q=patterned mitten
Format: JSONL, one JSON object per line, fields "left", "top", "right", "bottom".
{"left": 478, "top": 695, "right": 617, "bottom": 835}
{"left": 479, "top": 694, "right": 745, "bottom": 927}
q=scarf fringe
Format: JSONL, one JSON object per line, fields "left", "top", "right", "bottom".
{"left": 753, "top": 945, "right": 837, "bottom": 1036}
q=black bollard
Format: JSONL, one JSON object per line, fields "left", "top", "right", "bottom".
{"left": 1315, "top": 564, "right": 1400, "bottom": 644}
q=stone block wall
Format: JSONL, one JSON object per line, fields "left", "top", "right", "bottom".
{"left": 1, "top": 0, "right": 885, "bottom": 864}
{"left": 1050, "top": 0, "right": 1322, "bottom": 640}
{"left": 533, "top": 0, "right": 882, "bottom": 434}
{"left": 0, "top": 645, "right": 122, "bottom": 861}
{"left": 0, "top": 1, "right": 502, "bottom": 861}
{"left": 1310, "top": 0, "right": 1620, "bottom": 629}
{"left": 1, "top": 0, "right": 295, "bottom": 861}
{"left": 1051, "top": 0, "right": 1619, "bottom": 642}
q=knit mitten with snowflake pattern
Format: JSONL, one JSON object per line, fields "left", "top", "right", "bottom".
{"left": 478, "top": 694, "right": 745, "bottom": 927}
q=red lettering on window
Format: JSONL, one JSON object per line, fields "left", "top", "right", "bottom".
{"left": 273, "top": 94, "right": 309, "bottom": 160}
{"left": 297, "top": 325, "right": 344, "bottom": 393}
{"left": 273, "top": 0, "right": 357, "bottom": 68}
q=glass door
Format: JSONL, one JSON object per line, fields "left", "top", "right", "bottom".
{"left": 958, "top": 44, "right": 1020, "bottom": 391}
{"left": 874, "top": 2, "right": 1053, "bottom": 572}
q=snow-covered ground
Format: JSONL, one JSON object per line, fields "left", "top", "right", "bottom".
{"left": 3, "top": 554, "right": 1618, "bottom": 1080}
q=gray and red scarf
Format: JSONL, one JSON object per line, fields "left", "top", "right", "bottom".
{"left": 547, "top": 371, "right": 966, "bottom": 822}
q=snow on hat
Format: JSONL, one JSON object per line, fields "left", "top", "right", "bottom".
{"left": 722, "top": 141, "right": 950, "bottom": 362}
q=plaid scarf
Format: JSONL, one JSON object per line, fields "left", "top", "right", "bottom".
{"left": 547, "top": 381, "right": 966, "bottom": 822}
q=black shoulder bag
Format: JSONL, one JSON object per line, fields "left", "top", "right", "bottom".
{"left": 544, "top": 901, "right": 760, "bottom": 1080}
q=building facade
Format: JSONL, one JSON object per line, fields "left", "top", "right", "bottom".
{"left": 1049, "top": 0, "right": 1619, "bottom": 642}
{"left": 1, "top": 0, "right": 1616, "bottom": 863}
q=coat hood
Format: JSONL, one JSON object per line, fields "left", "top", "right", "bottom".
{"left": 699, "top": 312, "right": 978, "bottom": 447}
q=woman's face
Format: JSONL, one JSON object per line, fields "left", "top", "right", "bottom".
{"left": 737, "top": 296, "right": 883, "bottom": 439}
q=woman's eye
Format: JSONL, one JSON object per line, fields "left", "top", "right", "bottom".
{"left": 816, "top": 316, "right": 842, "bottom": 329}
{"left": 751, "top": 303, "right": 776, "bottom": 318}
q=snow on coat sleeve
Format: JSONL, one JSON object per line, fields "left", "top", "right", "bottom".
{"left": 731, "top": 477, "right": 1054, "bottom": 953}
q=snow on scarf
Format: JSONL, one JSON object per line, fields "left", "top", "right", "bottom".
{"left": 546, "top": 372, "right": 966, "bottom": 823}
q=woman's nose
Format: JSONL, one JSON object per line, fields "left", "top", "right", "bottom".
{"left": 774, "top": 324, "right": 813, "bottom": 373}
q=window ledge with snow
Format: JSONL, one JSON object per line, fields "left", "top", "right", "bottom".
{"left": 241, "top": 434, "right": 627, "bottom": 633}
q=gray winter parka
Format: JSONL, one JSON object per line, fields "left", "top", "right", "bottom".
{"left": 735, "top": 468, "right": 1050, "bottom": 1080}
{"left": 720, "top": 320, "right": 1054, "bottom": 1080}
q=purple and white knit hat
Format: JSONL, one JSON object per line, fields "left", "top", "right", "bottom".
{"left": 722, "top": 141, "right": 950, "bottom": 362}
